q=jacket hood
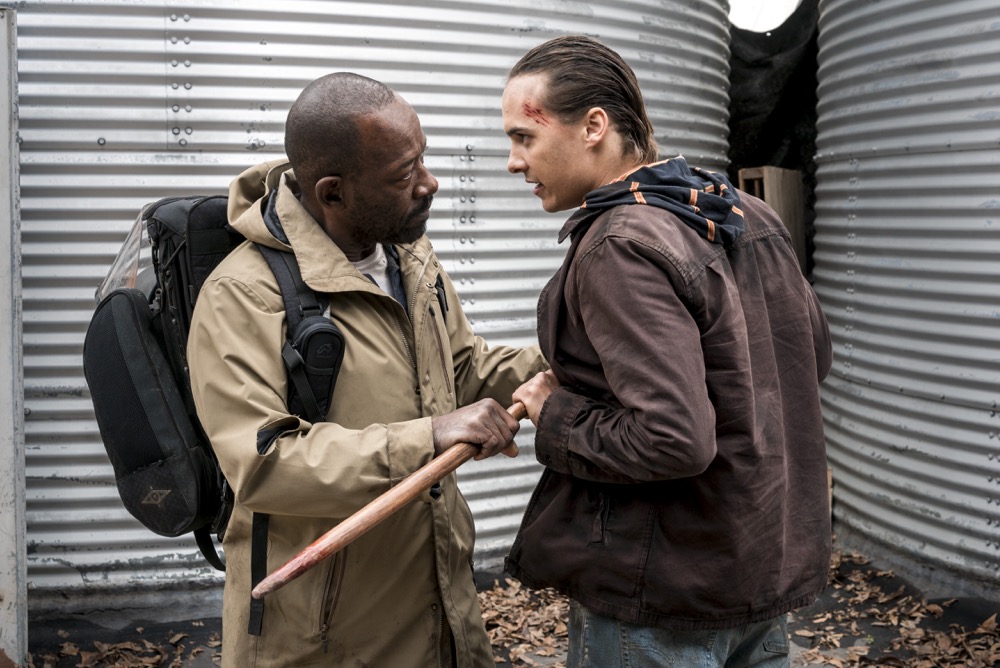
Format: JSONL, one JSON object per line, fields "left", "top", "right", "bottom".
{"left": 227, "top": 159, "right": 297, "bottom": 250}
{"left": 566, "top": 156, "right": 745, "bottom": 247}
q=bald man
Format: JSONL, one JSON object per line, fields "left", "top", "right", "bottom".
{"left": 188, "top": 73, "right": 546, "bottom": 668}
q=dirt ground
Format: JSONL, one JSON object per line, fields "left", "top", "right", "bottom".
{"left": 27, "top": 541, "right": 1000, "bottom": 667}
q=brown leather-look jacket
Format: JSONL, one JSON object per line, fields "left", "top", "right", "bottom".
{"left": 506, "top": 189, "right": 833, "bottom": 631}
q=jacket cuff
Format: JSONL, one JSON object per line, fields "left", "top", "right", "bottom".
{"left": 535, "top": 386, "right": 587, "bottom": 475}
{"left": 386, "top": 417, "right": 438, "bottom": 503}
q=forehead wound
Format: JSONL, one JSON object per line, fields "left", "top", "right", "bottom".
{"left": 522, "top": 101, "right": 550, "bottom": 126}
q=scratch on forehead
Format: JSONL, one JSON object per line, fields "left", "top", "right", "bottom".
{"left": 523, "top": 101, "right": 550, "bottom": 126}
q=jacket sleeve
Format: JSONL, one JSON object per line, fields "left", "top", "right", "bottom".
{"left": 534, "top": 236, "right": 718, "bottom": 484}
{"left": 439, "top": 269, "right": 549, "bottom": 408}
{"left": 188, "top": 273, "right": 437, "bottom": 520}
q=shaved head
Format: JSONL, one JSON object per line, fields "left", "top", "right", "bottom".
{"left": 285, "top": 72, "right": 396, "bottom": 195}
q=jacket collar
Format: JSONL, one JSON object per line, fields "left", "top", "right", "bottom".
{"left": 557, "top": 207, "right": 603, "bottom": 244}
{"left": 558, "top": 156, "right": 745, "bottom": 247}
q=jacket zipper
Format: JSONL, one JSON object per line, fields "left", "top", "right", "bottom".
{"left": 392, "top": 309, "right": 416, "bottom": 370}
{"left": 509, "top": 468, "right": 552, "bottom": 558}
{"left": 407, "top": 251, "right": 433, "bottom": 317}
{"left": 435, "top": 603, "right": 444, "bottom": 668}
{"left": 384, "top": 246, "right": 434, "bottom": 373}
{"left": 397, "top": 249, "right": 434, "bottom": 388}
{"left": 319, "top": 547, "right": 348, "bottom": 654}
{"left": 428, "top": 305, "right": 454, "bottom": 397}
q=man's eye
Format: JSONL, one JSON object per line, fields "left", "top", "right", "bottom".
{"left": 401, "top": 154, "right": 425, "bottom": 181}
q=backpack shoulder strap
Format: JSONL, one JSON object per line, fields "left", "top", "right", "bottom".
{"left": 257, "top": 244, "right": 324, "bottom": 337}
{"left": 256, "top": 244, "right": 331, "bottom": 424}
{"left": 194, "top": 525, "right": 226, "bottom": 571}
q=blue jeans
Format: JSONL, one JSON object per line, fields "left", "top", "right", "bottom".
{"left": 567, "top": 601, "right": 790, "bottom": 668}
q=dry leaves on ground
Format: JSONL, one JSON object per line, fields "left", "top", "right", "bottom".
{"left": 478, "top": 577, "right": 569, "bottom": 665}
{"left": 29, "top": 630, "right": 221, "bottom": 668}
{"left": 28, "top": 549, "right": 998, "bottom": 668}
{"left": 796, "top": 550, "right": 1000, "bottom": 667}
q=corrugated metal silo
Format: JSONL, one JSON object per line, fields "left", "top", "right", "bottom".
{"left": 814, "top": 0, "right": 1000, "bottom": 599}
{"left": 15, "top": 0, "right": 732, "bottom": 619}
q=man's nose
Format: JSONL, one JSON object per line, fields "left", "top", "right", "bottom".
{"left": 416, "top": 165, "right": 439, "bottom": 198}
{"left": 507, "top": 150, "right": 525, "bottom": 174}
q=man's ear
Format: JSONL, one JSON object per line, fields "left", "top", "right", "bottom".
{"left": 583, "top": 107, "right": 611, "bottom": 147}
{"left": 315, "top": 175, "right": 344, "bottom": 209}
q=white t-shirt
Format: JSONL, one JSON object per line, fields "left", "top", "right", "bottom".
{"left": 352, "top": 243, "right": 392, "bottom": 295}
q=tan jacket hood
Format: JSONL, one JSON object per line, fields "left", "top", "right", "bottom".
{"left": 227, "top": 159, "right": 293, "bottom": 250}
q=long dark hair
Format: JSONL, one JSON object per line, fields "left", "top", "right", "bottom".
{"left": 509, "top": 35, "right": 659, "bottom": 164}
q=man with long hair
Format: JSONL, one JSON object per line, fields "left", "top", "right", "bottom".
{"left": 504, "top": 36, "right": 832, "bottom": 667}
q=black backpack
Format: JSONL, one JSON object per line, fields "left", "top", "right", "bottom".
{"left": 82, "top": 195, "right": 345, "bottom": 576}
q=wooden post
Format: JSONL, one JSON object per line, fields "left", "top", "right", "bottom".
{"left": 738, "top": 166, "right": 807, "bottom": 274}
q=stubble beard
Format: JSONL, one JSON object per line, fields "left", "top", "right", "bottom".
{"left": 357, "top": 197, "right": 432, "bottom": 247}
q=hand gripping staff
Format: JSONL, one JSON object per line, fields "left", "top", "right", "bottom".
{"left": 251, "top": 401, "right": 527, "bottom": 599}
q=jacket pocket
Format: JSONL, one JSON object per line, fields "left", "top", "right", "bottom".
{"left": 427, "top": 305, "right": 454, "bottom": 397}
{"left": 318, "top": 547, "right": 348, "bottom": 654}
{"left": 589, "top": 492, "right": 611, "bottom": 544}
{"left": 762, "top": 616, "right": 790, "bottom": 655}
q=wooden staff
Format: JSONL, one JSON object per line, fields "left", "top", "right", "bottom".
{"left": 251, "top": 401, "right": 527, "bottom": 599}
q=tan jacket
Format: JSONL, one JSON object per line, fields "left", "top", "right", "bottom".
{"left": 188, "top": 161, "right": 546, "bottom": 667}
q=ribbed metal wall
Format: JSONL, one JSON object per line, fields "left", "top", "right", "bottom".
{"left": 814, "top": 0, "right": 1000, "bottom": 596}
{"left": 17, "top": 0, "right": 732, "bottom": 617}
{"left": 1, "top": 6, "right": 26, "bottom": 655}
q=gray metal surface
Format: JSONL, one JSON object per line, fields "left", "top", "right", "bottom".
{"left": 17, "top": 0, "right": 732, "bottom": 618}
{"left": 814, "top": 0, "right": 1000, "bottom": 594}
{"left": 0, "top": 6, "right": 27, "bottom": 661}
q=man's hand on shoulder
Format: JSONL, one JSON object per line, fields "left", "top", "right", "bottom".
{"left": 432, "top": 399, "right": 521, "bottom": 461}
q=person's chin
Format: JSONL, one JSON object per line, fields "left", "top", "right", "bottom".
{"left": 541, "top": 198, "right": 571, "bottom": 213}
{"left": 536, "top": 189, "right": 565, "bottom": 213}
{"left": 393, "top": 221, "right": 427, "bottom": 245}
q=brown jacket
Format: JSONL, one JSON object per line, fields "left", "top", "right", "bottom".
{"left": 189, "top": 161, "right": 546, "bottom": 666}
{"left": 506, "top": 190, "right": 833, "bottom": 630}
